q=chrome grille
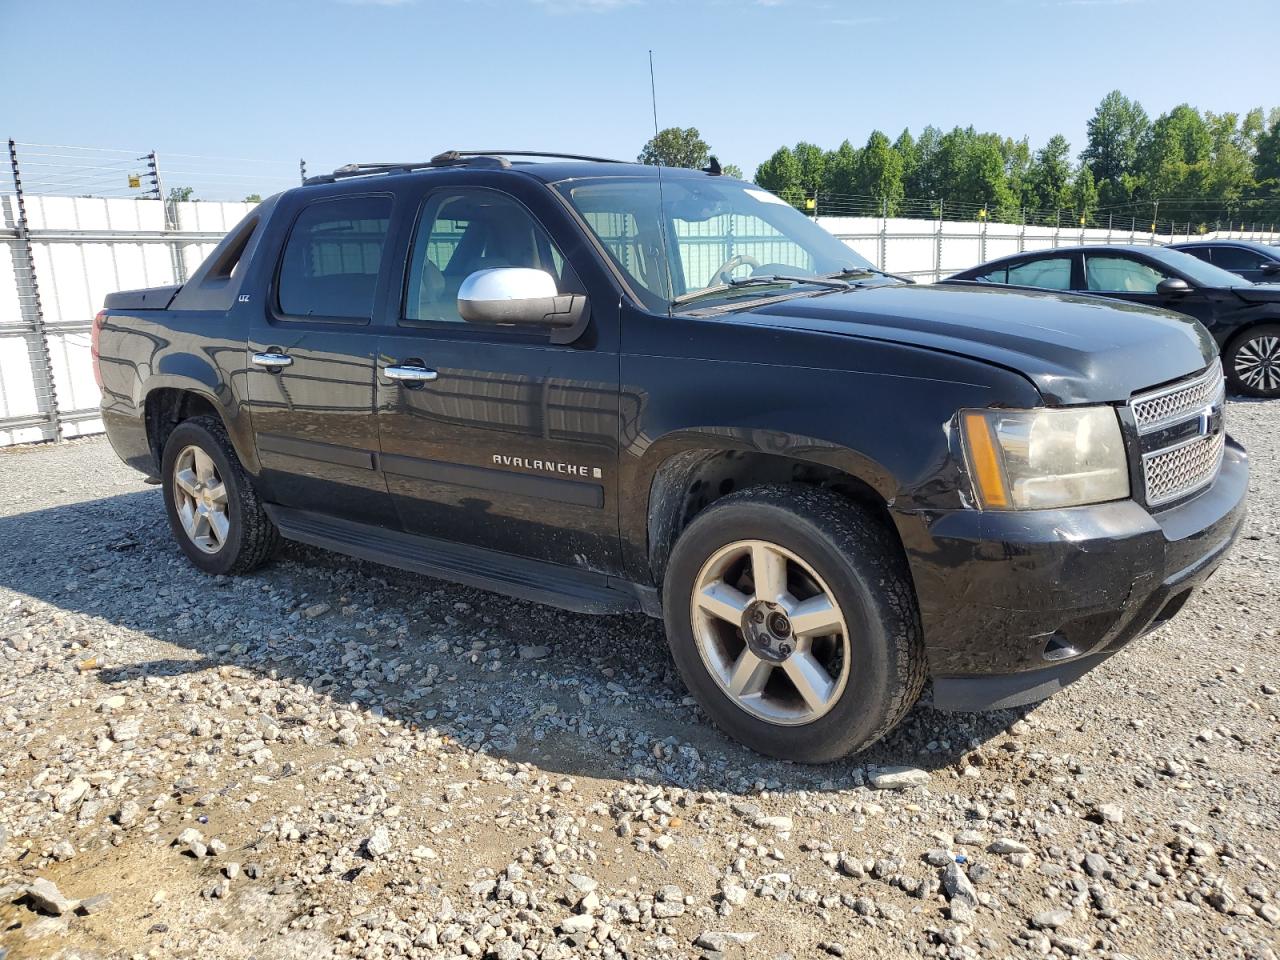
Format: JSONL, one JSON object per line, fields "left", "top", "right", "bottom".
{"left": 1131, "top": 360, "right": 1224, "bottom": 432}
{"left": 1129, "top": 361, "right": 1227, "bottom": 507}
{"left": 1143, "top": 431, "right": 1225, "bottom": 507}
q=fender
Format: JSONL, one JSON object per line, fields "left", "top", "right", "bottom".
{"left": 626, "top": 426, "right": 900, "bottom": 584}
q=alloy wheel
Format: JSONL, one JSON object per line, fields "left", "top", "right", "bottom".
{"left": 1234, "top": 334, "right": 1280, "bottom": 393}
{"left": 172, "top": 445, "right": 230, "bottom": 554}
{"left": 691, "top": 539, "right": 850, "bottom": 726}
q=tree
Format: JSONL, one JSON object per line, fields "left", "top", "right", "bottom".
{"left": 1082, "top": 91, "right": 1149, "bottom": 208}
{"left": 1002, "top": 137, "right": 1032, "bottom": 215}
{"left": 638, "top": 127, "right": 710, "bottom": 169}
{"left": 893, "top": 129, "right": 919, "bottom": 204}
{"left": 754, "top": 146, "right": 803, "bottom": 203}
{"left": 1203, "top": 111, "right": 1256, "bottom": 214}
{"left": 1026, "top": 134, "right": 1073, "bottom": 213}
{"left": 933, "top": 126, "right": 1016, "bottom": 215}
{"left": 744, "top": 90, "right": 1279, "bottom": 226}
{"left": 852, "top": 130, "right": 904, "bottom": 214}
{"left": 821, "top": 140, "right": 860, "bottom": 198}
{"left": 168, "top": 186, "right": 195, "bottom": 202}
{"left": 1139, "top": 104, "right": 1212, "bottom": 202}
{"left": 792, "top": 142, "right": 827, "bottom": 199}
{"left": 905, "top": 125, "right": 943, "bottom": 199}
{"left": 1256, "top": 116, "right": 1280, "bottom": 186}
{"left": 721, "top": 163, "right": 743, "bottom": 179}
{"left": 1069, "top": 166, "right": 1100, "bottom": 224}
{"left": 244, "top": 193, "right": 263, "bottom": 203}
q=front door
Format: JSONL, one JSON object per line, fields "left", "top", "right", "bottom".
{"left": 1078, "top": 252, "right": 1218, "bottom": 329}
{"left": 246, "top": 192, "right": 398, "bottom": 528}
{"left": 375, "top": 184, "right": 621, "bottom": 573}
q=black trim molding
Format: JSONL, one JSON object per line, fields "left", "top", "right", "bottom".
{"left": 257, "top": 433, "right": 376, "bottom": 470}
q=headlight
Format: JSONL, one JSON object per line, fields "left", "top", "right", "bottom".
{"left": 960, "top": 406, "right": 1129, "bottom": 510}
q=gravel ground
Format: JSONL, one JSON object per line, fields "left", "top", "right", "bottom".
{"left": 0, "top": 401, "right": 1277, "bottom": 960}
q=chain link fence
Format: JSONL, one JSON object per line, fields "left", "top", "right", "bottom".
{"left": 2, "top": 140, "right": 1278, "bottom": 447}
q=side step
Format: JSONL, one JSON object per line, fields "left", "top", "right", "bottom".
{"left": 266, "top": 506, "right": 657, "bottom": 617}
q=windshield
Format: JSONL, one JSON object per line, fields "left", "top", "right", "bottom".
{"left": 554, "top": 176, "right": 876, "bottom": 312}
{"left": 1149, "top": 246, "right": 1257, "bottom": 288}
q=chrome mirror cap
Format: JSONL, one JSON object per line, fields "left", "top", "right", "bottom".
{"left": 457, "top": 268, "right": 589, "bottom": 344}
{"left": 457, "top": 267, "right": 558, "bottom": 306}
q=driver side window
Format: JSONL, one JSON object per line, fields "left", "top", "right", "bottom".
{"left": 1084, "top": 256, "right": 1169, "bottom": 294}
{"left": 403, "top": 188, "right": 580, "bottom": 325}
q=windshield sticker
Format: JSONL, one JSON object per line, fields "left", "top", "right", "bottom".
{"left": 745, "top": 188, "right": 789, "bottom": 207}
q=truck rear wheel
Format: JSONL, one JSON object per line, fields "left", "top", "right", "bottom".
{"left": 662, "top": 485, "right": 924, "bottom": 762}
{"left": 160, "top": 416, "right": 279, "bottom": 575}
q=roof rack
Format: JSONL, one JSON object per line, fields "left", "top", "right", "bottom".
{"left": 434, "top": 150, "right": 625, "bottom": 165}
{"left": 303, "top": 150, "right": 625, "bottom": 186}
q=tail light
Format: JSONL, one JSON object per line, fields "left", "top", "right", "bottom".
{"left": 92, "top": 310, "right": 106, "bottom": 389}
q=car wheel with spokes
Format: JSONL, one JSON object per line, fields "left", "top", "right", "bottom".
{"left": 160, "top": 415, "right": 279, "bottom": 575}
{"left": 172, "top": 444, "right": 231, "bottom": 554}
{"left": 1225, "top": 324, "right": 1280, "bottom": 398}
{"left": 662, "top": 484, "right": 924, "bottom": 762}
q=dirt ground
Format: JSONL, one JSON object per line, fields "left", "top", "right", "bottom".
{"left": 0, "top": 399, "right": 1277, "bottom": 960}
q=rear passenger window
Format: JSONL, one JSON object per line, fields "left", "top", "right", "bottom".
{"left": 277, "top": 195, "right": 392, "bottom": 321}
{"left": 1007, "top": 257, "right": 1072, "bottom": 290}
{"left": 1211, "top": 247, "right": 1266, "bottom": 271}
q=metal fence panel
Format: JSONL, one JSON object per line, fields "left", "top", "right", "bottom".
{"left": 0, "top": 190, "right": 255, "bottom": 446}
{"left": 0, "top": 185, "right": 1277, "bottom": 448}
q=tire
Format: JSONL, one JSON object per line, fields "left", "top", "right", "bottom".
{"left": 1224, "top": 324, "right": 1280, "bottom": 398}
{"left": 661, "top": 484, "right": 924, "bottom": 763}
{"left": 160, "top": 415, "right": 279, "bottom": 575}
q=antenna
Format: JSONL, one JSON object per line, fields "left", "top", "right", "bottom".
{"left": 648, "top": 50, "right": 674, "bottom": 310}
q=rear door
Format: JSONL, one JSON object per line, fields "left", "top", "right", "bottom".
{"left": 245, "top": 192, "right": 398, "bottom": 527}
{"left": 1208, "top": 245, "right": 1270, "bottom": 283}
{"left": 967, "top": 253, "right": 1078, "bottom": 290}
{"left": 374, "top": 179, "right": 622, "bottom": 573}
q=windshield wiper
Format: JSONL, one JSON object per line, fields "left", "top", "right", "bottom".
{"left": 672, "top": 274, "right": 849, "bottom": 306}
{"left": 821, "top": 265, "right": 915, "bottom": 284}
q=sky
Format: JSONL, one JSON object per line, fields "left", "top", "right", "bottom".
{"left": 3, "top": 0, "right": 1277, "bottom": 200}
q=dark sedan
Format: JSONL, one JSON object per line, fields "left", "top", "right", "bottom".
{"left": 948, "top": 244, "right": 1280, "bottom": 397}
{"left": 1169, "top": 239, "right": 1280, "bottom": 284}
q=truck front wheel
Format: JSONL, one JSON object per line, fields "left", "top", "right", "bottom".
{"left": 160, "top": 416, "right": 279, "bottom": 575}
{"left": 662, "top": 485, "right": 924, "bottom": 762}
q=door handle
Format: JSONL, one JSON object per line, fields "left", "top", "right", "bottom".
{"left": 251, "top": 351, "right": 293, "bottom": 368}
{"left": 384, "top": 364, "right": 439, "bottom": 384}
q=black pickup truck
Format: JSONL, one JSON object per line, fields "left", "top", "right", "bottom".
{"left": 94, "top": 152, "right": 1248, "bottom": 762}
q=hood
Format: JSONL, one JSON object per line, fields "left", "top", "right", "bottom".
{"left": 1233, "top": 282, "right": 1280, "bottom": 304}
{"left": 737, "top": 283, "right": 1216, "bottom": 405}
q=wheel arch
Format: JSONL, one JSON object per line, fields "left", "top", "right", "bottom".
{"left": 634, "top": 428, "right": 901, "bottom": 586}
{"left": 143, "top": 383, "right": 257, "bottom": 476}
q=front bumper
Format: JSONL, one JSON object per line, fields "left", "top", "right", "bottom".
{"left": 894, "top": 436, "right": 1248, "bottom": 712}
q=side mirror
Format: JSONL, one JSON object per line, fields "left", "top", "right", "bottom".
{"left": 1156, "top": 277, "right": 1192, "bottom": 297}
{"left": 1261, "top": 261, "right": 1280, "bottom": 277}
{"left": 457, "top": 268, "right": 589, "bottom": 344}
